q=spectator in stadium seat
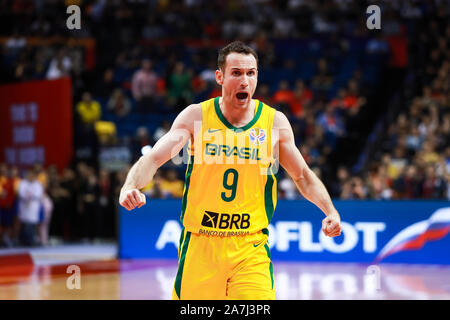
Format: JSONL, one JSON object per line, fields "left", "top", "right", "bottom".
{"left": 329, "top": 88, "right": 347, "bottom": 110}
{"left": 395, "top": 114, "right": 410, "bottom": 136}
{"left": 95, "top": 68, "right": 117, "bottom": 98}
{"left": 9, "top": 166, "right": 21, "bottom": 245}
{"left": 50, "top": 168, "right": 75, "bottom": 242}
{"left": 380, "top": 153, "right": 397, "bottom": 181}
{"left": 199, "top": 60, "right": 217, "bottom": 85}
{"left": 344, "top": 79, "right": 366, "bottom": 110}
{"left": 76, "top": 91, "right": 102, "bottom": 125}
{"left": 208, "top": 83, "right": 222, "bottom": 99}
{"left": 5, "top": 30, "right": 26, "bottom": 57}
{"left": 191, "top": 75, "right": 209, "bottom": 103}
{"left": 254, "top": 83, "right": 273, "bottom": 106}
{"left": 405, "top": 125, "right": 423, "bottom": 153}
{"left": 366, "top": 163, "right": 393, "bottom": 200}
{"left": 160, "top": 169, "right": 184, "bottom": 199}
{"left": 340, "top": 176, "right": 368, "bottom": 200}
{"left": 12, "top": 54, "right": 32, "bottom": 82}
{"left": 130, "top": 126, "right": 154, "bottom": 163}
{"left": 311, "top": 58, "right": 334, "bottom": 99}
{"left": 0, "top": 164, "right": 16, "bottom": 247}
{"left": 108, "top": 88, "right": 131, "bottom": 118}
{"left": 113, "top": 169, "right": 130, "bottom": 215}
{"left": 392, "top": 164, "right": 422, "bottom": 199}
{"left": 351, "top": 176, "right": 368, "bottom": 199}
{"left": 418, "top": 113, "right": 438, "bottom": 139}
{"left": 141, "top": 15, "right": 165, "bottom": 40}
{"left": 98, "top": 169, "right": 114, "bottom": 239}
{"left": 366, "top": 33, "right": 390, "bottom": 54}
{"left": 34, "top": 164, "right": 48, "bottom": 190}
{"left": 39, "top": 187, "right": 53, "bottom": 246}
{"left": 18, "top": 169, "right": 43, "bottom": 246}
{"left": 292, "top": 80, "right": 313, "bottom": 114}
{"left": 442, "top": 147, "right": 450, "bottom": 176}
{"left": 421, "top": 165, "right": 446, "bottom": 199}
{"left": 131, "top": 58, "right": 158, "bottom": 114}
{"left": 419, "top": 140, "right": 440, "bottom": 165}
{"left": 330, "top": 166, "right": 350, "bottom": 199}
{"left": 278, "top": 174, "right": 299, "bottom": 200}
{"left": 339, "top": 180, "right": 352, "bottom": 199}
{"left": 381, "top": 123, "right": 399, "bottom": 154}
{"left": 439, "top": 113, "right": 450, "bottom": 149}
{"left": 316, "top": 105, "right": 345, "bottom": 150}
{"left": 153, "top": 120, "right": 171, "bottom": 142}
{"left": 74, "top": 163, "right": 90, "bottom": 241}
{"left": 141, "top": 171, "right": 164, "bottom": 199}
{"left": 47, "top": 166, "right": 61, "bottom": 238}
{"left": 79, "top": 167, "right": 101, "bottom": 242}
{"left": 389, "top": 143, "right": 409, "bottom": 179}
{"left": 272, "top": 80, "right": 295, "bottom": 114}
{"left": 46, "top": 47, "right": 72, "bottom": 80}
{"left": 167, "top": 62, "right": 194, "bottom": 112}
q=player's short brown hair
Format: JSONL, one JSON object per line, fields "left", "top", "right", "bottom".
{"left": 217, "top": 41, "right": 258, "bottom": 71}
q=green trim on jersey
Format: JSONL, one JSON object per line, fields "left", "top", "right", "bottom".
{"left": 178, "top": 228, "right": 186, "bottom": 260}
{"left": 180, "top": 155, "right": 194, "bottom": 224}
{"left": 264, "top": 163, "right": 275, "bottom": 223}
{"left": 264, "top": 242, "right": 274, "bottom": 290}
{"left": 174, "top": 231, "right": 191, "bottom": 299}
{"left": 214, "top": 97, "right": 263, "bottom": 132}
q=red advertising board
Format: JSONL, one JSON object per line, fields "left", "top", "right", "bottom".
{"left": 0, "top": 77, "right": 73, "bottom": 171}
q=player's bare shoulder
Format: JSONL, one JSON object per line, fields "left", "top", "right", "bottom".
{"left": 272, "top": 110, "right": 294, "bottom": 143}
{"left": 172, "top": 103, "right": 203, "bottom": 136}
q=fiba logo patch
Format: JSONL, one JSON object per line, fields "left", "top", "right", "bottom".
{"left": 201, "top": 211, "right": 219, "bottom": 228}
{"left": 249, "top": 128, "right": 266, "bottom": 146}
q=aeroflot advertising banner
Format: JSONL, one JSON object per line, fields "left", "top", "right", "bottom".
{"left": 119, "top": 200, "right": 450, "bottom": 264}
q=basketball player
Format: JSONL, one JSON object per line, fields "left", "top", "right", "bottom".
{"left": 119, "top": 41, "right": 342, "bottom": 300}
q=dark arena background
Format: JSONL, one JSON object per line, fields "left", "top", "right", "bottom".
{"left": 0, "top": 0, "right": 449, "bottom": 304}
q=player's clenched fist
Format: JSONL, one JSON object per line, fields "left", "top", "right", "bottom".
{"left": 322, "top": 212, "right": 341, "bottom": 237}
{"left": 120, "top": 188, "right": 146, "bottom": 211}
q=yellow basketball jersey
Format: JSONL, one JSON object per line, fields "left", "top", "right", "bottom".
{"left": 180, "top": 97, "right": 278, "bottom": 236}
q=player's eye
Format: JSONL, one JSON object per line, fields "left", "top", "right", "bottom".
{"left": 248, "top": 71, "right": 255, "bottom": 76}
{"left": 232, "top": 71, "right": 240, "bottom": 76}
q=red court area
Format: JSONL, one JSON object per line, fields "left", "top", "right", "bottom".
{"left": 0, "top": 246, "right": 449, "bottom": 300}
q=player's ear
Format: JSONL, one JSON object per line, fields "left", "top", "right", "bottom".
{"left": 216, "top": 69, "right": 223, "bottom": 85}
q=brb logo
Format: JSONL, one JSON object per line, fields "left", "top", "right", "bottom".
{"left": 201, "top": 211, "right": 250, "bottom": 229}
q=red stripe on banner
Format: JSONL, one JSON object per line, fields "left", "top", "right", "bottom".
{"left": 381, "top": 226, "right": 450, "bottom": 261}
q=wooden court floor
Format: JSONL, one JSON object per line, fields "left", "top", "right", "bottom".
{"left": 0, "top": 253, "right": 449, "bottom": 300}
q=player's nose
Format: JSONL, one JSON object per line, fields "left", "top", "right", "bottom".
{"left": 240, "top": 76, "right": 249, "bottom": 88}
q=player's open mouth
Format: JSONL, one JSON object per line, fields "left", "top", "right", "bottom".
{"left": 236, "top": 92, "right": 248, "bottom": 101}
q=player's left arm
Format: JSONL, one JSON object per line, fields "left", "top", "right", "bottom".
{"left": 273, "top": 111, "right": 341, "bottom": 237}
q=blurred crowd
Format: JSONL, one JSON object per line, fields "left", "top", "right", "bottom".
{"left": 342, "top": 6, "right": 450, "bottom": 201}
{"left": 0, "top": 160, "right": 188, "bottom": 247}
{"left": 0, "top": 0, "right": 449, "bottom": 247}
{"left": 0, "top": 162, "right": 115, "bottom": 247}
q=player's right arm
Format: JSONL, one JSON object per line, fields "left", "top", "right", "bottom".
{"left": 273, "top": 111, "right": 341, "bottom": 237}
{"left": 119, "top": 104, "right": 202, "bottom": 211}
